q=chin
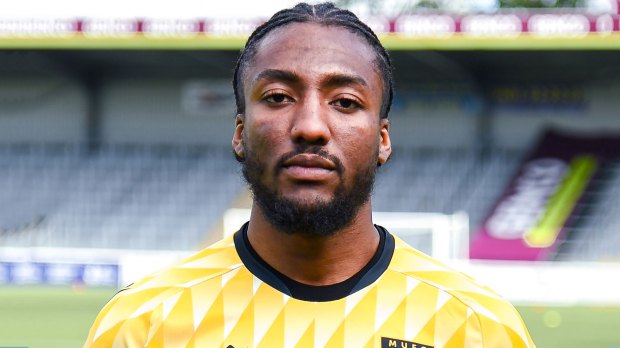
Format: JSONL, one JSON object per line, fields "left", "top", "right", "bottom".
{"left": 282, "top": 192, "right": 334, "bottom": 208}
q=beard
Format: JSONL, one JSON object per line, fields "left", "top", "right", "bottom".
{"left": 240, "top": 144, "right": 378, "bottom": 237}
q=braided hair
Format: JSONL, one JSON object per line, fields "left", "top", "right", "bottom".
{"left": 232, "top": 2, "right": 394, "bottom": 119}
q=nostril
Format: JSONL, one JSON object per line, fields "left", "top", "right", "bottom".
{"left": 292, "top": 131, "right": 330, "bottom": 145}
{"left": 290, "top": 120, "right": 331, "bottom": 145}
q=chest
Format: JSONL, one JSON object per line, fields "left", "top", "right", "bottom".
{"left": 149, "top": 276, "right": 477, "bottom": 347}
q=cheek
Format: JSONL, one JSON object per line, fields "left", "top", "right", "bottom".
{"left": 337, "top": 123, "right": 380, "bottom": 167}
{"left": 245, "top": 119, "right": 288, "bottom": 160}
{"left": 340, "top": 121, "right": 379, "bottom": 151}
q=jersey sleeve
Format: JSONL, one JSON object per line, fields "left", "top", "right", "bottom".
{"left": 83, "top": 288, "right": 152, "bottom": 347}
{"left": 467, "top": 290, "right": 536, "bottom": 348}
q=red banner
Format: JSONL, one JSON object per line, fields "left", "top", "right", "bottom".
{"left": 0, "top": 12, "right": 618, "bottom": 37}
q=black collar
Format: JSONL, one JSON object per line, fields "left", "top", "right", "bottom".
{"left": 234, "top": 223, "right": 395, "bottom": 302}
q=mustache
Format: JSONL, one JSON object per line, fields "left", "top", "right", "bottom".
{"left": 275, "top": 145, "right": 344, "bottom": 176}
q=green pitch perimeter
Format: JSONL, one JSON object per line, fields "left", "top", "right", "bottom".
{"left": 0, "top": 286, "right": 619, "bottom": 348}
{"left": 0, "top": 286, "right": 115, "bottom": 348}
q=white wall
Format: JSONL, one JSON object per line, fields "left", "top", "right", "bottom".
{"left": 0, "top": 78, "right": 86, "bottom": 143}
{"left": 492, "top": 81, "right": 620, "bottom": 148}
{"left": 102, "top": 78, "right": 236, "bottom": 146}
{"left": 1, "top": 77, "right": 618, "bottom": 150}
{"left": 389, "top": 112, "right": 480, "bottom": 149}
{"left": 389, "top": 80, "right": 620, "bottom": 150}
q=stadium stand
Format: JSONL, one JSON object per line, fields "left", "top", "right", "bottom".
{"left": 555, "top": 160, "right": 620, "bottom": 261}
{"left": 373, "top": 147, "right": 523, "bottom": 229}
{"left": 0, "top": 143, "right": 245, "bottom": 250}
{"left": 2, "top": 142, "right": 618, "bottom": 261}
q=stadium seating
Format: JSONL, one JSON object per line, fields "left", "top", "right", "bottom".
{"left": 1, "top": 143, "right": 619, "bottom": 261}
{"left": 0, "top": 144, "right": 245, "bottom": 250}
{"left": 373, "top": 147, "right": 523, "bottom": 229}
{"left": 554, "top": 161, "right": 620, "bottom": 261}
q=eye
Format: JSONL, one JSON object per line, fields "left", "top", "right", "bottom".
{"left": 331, "top": 97, "right": 361, "bottom": 110}
{"left": 263, "top": 91, "right": 294, "bottom": 105}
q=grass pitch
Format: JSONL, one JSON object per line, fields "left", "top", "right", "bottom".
{"left": 0, "top": 286, "right": 619, "bottom": 348}
{"left": 0, "top": 286, "right": 116, "bottom": 348}
{"left": 519, "top": 305, "right": 620, "bottom": 347}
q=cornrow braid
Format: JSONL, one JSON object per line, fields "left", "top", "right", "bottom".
{"left": 232, "top": 2, "right": 394, "bottom": 119}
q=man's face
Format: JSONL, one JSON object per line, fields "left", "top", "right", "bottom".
{"left": 233, "top": 22, "right": 392, "bottom": 236}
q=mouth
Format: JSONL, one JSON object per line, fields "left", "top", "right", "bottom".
{"left": 281, "top": 153, "right": 337, "bottom": 181}
{"left": 283, "top": 154, "right": 337, "bottom": 170}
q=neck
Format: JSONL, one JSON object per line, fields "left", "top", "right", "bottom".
{"left": 246, "top": 202, "right": 379, "bottom": 286}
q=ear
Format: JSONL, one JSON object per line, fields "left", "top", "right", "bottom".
{"left": 232, "top": 114, "right": 245, "bottom": 161}
{"left": 377, "top": 118, "right": 391, "bottom": 166}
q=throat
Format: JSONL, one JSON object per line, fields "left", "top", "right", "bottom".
{"left": 248, "top": 215, "right": 380, "bottom": 285}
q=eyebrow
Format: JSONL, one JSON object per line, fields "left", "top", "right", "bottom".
{"left": 253, "top": 69, "right": 301, "bottom": 85}
{"left": 252, "top": 69, "right": 369, "bottom": 89}
{"left": 321, "top": 73, "right": 369, "bottom": 89}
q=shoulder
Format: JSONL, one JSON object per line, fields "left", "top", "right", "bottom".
{"left": 125, "top": 234, "right": 243, "bottom": 294}
{"left": 388, "top": 235, "right": 536, "bottom": 347}
{"left": 84, "top": 235, "right": 243, "bottom": 347}
{"left": 389, "top": 235, "right": 493, "bottom": 297}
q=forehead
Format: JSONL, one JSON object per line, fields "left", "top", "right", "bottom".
{"left": 247, "top": 22, "right": 382, "bottom": 91}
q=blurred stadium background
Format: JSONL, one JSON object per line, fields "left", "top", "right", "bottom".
{"left": 1, "top": 0, "right": 620, "bottom": 347}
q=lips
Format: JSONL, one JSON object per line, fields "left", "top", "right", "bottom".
{"left": 281, "top": 154, "right": 337, "bottom": 181}
{"left": 283, "top": 154, "right": 337, "bottom": 170}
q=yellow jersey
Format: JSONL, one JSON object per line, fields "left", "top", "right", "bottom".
{"left": 85, "top": 224, "right": 535, "bottom": 347}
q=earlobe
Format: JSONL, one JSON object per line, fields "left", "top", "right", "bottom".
{"left": 234, "top": 144, "right": 245, "bottom": 161}
{"left": 232, "top": 114, "right": 245, "bottom": 161}
{"left": 378, "top": 146, "right": 391, "bottom": 166}
{"left": 377, "top": 119, "right": 392, "bottom": 166}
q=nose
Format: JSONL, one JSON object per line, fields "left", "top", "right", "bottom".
{"left": 290, "top": 93, "right": 331, "bottom": 145}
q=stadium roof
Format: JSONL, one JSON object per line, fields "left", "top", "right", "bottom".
{"left": 3, "top": 49, "right": 620, "bottom": 86}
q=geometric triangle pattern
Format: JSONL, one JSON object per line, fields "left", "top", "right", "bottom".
{"left": 84, "top": 234, "right": 536, "bottom": 347}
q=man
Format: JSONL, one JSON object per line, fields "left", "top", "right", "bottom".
{"left": 85, "top": 3, "right": 536, "bottom": 347}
